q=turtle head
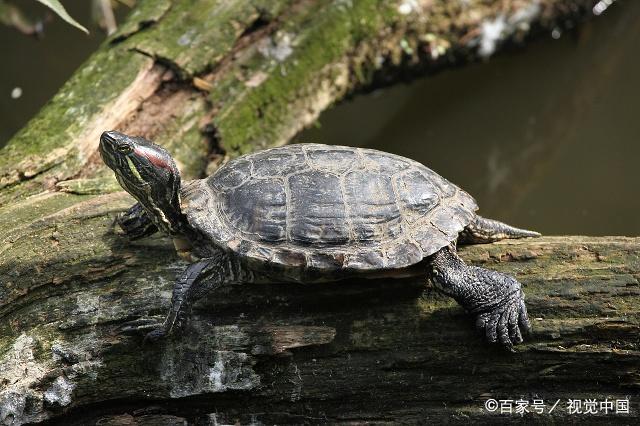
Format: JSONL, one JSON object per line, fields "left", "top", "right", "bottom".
{"left": 100, "top": 130, "right": 184, "bottom": 234}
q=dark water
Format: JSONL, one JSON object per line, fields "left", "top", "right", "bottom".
{"left": 1, "top": 2, "right": 639, "bottom": 236}
{"left": 294, "top": 2, "right": 640, "bottom": 236}
{"left": 0, "top": 1, "right": 125, "bottom": 145}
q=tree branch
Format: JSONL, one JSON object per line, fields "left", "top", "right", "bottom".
{"left": 2, "top": 0, "right": 636, "bottom": 424}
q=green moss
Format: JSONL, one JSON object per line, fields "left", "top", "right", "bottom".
{"left": 129, "top": 0, "right": 294, "bottom": 76}
{"left": 0, "top": 198, "right": 136, "bottom": 322}
{"left": 209, "top": 0, "right": 394, "bottom": 156}
{"left": 0, "top": 192, "right": 90, "bottom": 236}
{"left": 109, "top": 0, "right": 172, "bottom": 42}
{"left": 55, "top": 176, "right": 122, "bottom": 195}
{"left": 0, "top": 0, "right": 416, "bottom": 202}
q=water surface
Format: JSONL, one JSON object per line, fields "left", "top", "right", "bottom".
{"left": 0, "top": 1, "right": 123, "bottom": 145}
{"left": 294, "top": 2, "right": 640, "bottom": 236}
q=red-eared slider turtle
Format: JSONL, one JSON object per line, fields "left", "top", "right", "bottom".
{"left": 100, "top": 131, "right": 540, "bottom": 349}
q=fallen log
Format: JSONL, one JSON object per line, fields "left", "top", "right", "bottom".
{"left": 2, "top": 0, "right": 637, "bottom": 424}
{"left": 1, "top": 194, "right": 638, "bottom": 423}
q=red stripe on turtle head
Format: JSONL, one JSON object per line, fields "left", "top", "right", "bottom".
{"left": 134, "top": 146, "right": 172, "bottom": 171}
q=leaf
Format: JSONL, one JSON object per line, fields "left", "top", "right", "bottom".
{"left": 35, "top": 0, "right": 88, "bottom": 34}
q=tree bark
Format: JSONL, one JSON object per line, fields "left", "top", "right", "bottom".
{"left": 2, "top": 0, "right": 637, "bottom": 425}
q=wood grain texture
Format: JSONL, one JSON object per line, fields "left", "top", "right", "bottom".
{"left": 0, "top": 190, "right": 638, "bottom": 423}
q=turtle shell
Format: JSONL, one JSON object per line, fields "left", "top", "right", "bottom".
{"left": 182, "top": 144, "right": 478, "bottom": 271}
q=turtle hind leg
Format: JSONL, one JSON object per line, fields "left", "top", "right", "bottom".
{"left": 116, "top": 202, "right": 158, "bottom": 240}
{"left": 459, "top": 215, "right": 540, "bottom": 244}
{"left": 428, "top": 245, "right": 531, "bottom": 350}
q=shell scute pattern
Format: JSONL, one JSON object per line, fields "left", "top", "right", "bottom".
{"left": 362, "top": 151, "right": 409, "bottom": 173}
{"left": 288, "top": 170, "right": 350, "bottom": 245}
{"left": 384, "top": 239, "right": 423, "bottom": 267}
{"left": 221, "top": 178, "right": 287, "bottom": 243}
{"left": 181, "top": 181, "right": 233, "bottom": 243}
{"left": 410, "top": 226, "right": 450, "bottom": 255}
{"left": 430, "top": 207, "right": 466, "bottom": 240}
{"left": 270, "top": 248, "right": 307, "bottom": 267}
{"left": 394, "top": 170, "right": 441, "bottom": 221}
{"left": 305, "top": 251, "right": 346, "bottom": 269}
{"left": 342, "top": 248, "right": 386, "bottom": 270}
{"left": 185, "top": 144, "right": 478, "bottom": 271}
{"left": 252, "top": 148, "right": 306, "bottom": 177}
{"left": 306, "top": 146, "right": 358, "bottom": 174}
{"left": 212, "top": 158, "right": 252, "bottom": 189}
{"left": 421, "top": 166, "right": 457, "bottom": 198}
{"left": 343, "top": 170, "right": 402, "bottom": 241}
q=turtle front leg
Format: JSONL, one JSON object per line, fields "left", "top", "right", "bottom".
{"left": 144, "top": 251, "right": 243, "bottom": 343}
{"left": 428, "top": 245, "right": 531, "bottom": 350}
{"left": 116, "top": 203, "right": 158, "bottom": 240}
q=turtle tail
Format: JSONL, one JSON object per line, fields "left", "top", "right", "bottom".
{"left": 460, "top": 215, "right": 541, "bottom": 244}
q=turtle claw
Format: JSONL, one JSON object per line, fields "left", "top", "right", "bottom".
{"left": 115, "top": 203, "right": 158, "bottom": 240}
{"left": 119, "top": 318, "right": 169, "bottom": 345}
{"left": 431, "top": 247, "right": 532, "bottom": 351}
{"left": 498, "top": 309, "right": 514, "bottom": 351}
{"left": 143, "top": 328, "right": 168, "bottom": 345}
{"left": 519, "top": 299, "right": 532, "bottom": 334}
{"left": 508, "top": 305, "right": 523, "bottom": 344}
{"left": 118, "top": 318, "right": 163, "bottom": 336}
{"left": 474, "top": 288, "right": 528, "bottom": 351}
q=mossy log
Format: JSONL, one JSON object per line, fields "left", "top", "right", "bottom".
{"left": 1, "top": 218, "right": 639, "bottom": 424}
{"left": 2, "top": 0, "right": 638, "bottom": 424}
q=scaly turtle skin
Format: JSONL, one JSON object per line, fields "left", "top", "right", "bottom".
{"left": 100, "top": 131, "right": 540, "bottom": 350}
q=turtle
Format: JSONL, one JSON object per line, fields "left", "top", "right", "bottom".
{"left": 100, "top": 130, "right": 540, "bottom": 349}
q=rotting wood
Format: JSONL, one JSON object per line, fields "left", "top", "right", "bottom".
{"left": 0, "top": 191, "right": 638, "bottom": 424}
{"left": 1, "top": 0, "right": 636, "bottom": 424}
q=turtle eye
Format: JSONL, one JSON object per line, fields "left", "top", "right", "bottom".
{"left": 117, "top": 144, "right": 133, "bottom": 154}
